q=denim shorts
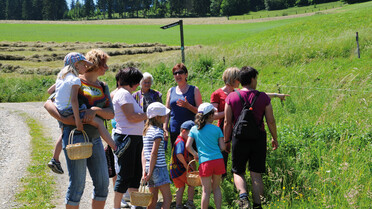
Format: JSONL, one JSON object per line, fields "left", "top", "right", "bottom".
{"left": 57, "top": 104, "right": 87, "bottom": 128}
{"left": 62, "top": 125, "right": 109, "bottom": 206}
{"left": 146, "top": 166, "right": 171, "bottom": 188}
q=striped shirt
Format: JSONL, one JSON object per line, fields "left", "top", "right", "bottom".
{"left": 143, "top": 126, "right": 167, "bottom": 168}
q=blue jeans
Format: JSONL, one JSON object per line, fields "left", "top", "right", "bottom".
{"left": 146, "top": 166, "right": 171, "bottom": 188}
{"left": 58, "top": 104, "right": 87, "bottom": 128}
{"left": 62, "top": 126, "right": 109, "bottom": 206}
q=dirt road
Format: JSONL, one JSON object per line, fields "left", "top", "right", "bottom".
{"left": 0, "top": 102, "right": 115, "bottom": 209}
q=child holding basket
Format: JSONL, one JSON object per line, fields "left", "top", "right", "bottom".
{"left": 142, "top": 102, "right": 172, "bottom": 209}
{"left": 186, "top": 103, "right": 226, "bottom": 209}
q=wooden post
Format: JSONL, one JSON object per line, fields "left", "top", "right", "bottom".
{"left": 356, "top": 32, "right": 360, "bottom": 58}
{"left": 180, "top": 20, "right": 185, "bottom": 63}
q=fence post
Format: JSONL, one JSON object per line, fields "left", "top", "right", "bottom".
{"left": 356, "top": 32, "right": 360, "bottom": 58}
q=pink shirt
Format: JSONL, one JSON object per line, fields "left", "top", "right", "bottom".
{"left": 225, "top": 90, "right": 271, "bottom": 131}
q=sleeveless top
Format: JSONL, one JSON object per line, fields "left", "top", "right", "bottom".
{"left": 169, "top": 85, "right": 196, "bottom": 133}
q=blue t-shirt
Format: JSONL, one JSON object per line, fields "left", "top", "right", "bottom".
{"left": 189, "top": 124, "right": 223, "bottom": 164}
{"left": 169, "top": 85, "right": 196, "bottom": 133}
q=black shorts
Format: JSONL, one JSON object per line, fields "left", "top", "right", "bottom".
{"left": 114, "top": 134, "right": 143, "bottom": 193}
{"left": 231, "top": 131, "right": 267, "bottom": 174}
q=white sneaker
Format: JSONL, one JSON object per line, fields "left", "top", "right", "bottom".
{"left": 121, "top": 199, "right": 129, "bottom": 208}
{"left": 123, "top": 192, "right": 131, "bottom": 202}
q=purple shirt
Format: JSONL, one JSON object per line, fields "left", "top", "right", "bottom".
{"left": 225, "top": 90, "right": 271, "bottom": 131}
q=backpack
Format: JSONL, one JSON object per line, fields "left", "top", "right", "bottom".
{"left": 232, "top": 90, "right": 261, "bottom": 140}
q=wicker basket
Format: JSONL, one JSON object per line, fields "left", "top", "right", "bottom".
{"left": 186, "top": 159, "right": 201, "bottom": 187}
{"left": 130, "top": 183, "right": 153, "bottom": 206}
{"left": 66, "top": 129, "right": 93, "bottom": 160}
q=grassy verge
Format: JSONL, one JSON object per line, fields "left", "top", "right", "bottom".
{"left": 15, "top": 113, "right": 55, "bottom": 208}
{"left": 230, "top": 1, "right": 344, "bottom": 20}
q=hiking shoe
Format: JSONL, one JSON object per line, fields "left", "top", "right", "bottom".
{"left": 185, "top": 200, "right": 196, "bottom": 209}
{"left": 114, "top": 135, "right": 131, "bottom": 158}
{"left": 175, "top": 205, "right": 184, "bottom": 209}
{"left": 48, "top": 158, "right": 64, "bottom": 174}
{"left": 238, "top": 198, "right": 251, "bottom": 209}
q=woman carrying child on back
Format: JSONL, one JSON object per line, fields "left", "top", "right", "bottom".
{"left": 142, "top": 102, "right": 172, "bottom": 209}
{"left": 186, "top": 103, "right": 226, "bottom": 209}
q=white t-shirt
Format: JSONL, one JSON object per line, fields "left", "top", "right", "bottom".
{"left": 113, "top": 88, "right": 144, "bottom": 136}
{"left": 54, "top": 72, "right": 81, "bottom": 111}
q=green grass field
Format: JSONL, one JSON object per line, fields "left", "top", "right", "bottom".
{"left": 0, "top": 18, "right": 300, "bottom": 46}
{"left": 1, "top": 1, "right": 371, "bottom": 208}
{"left": 230, "top": 1, "right": 344, "bottom": 20}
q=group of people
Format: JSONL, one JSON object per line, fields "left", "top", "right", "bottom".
{"left": 44, "top": 49, "right": 288, "bottom": 209}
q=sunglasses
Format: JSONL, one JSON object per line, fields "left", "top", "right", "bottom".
{"left": 173, "top": 70, "right": 185, "bottom": 75}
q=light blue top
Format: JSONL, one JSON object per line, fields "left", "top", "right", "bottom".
{"left": 143, "top": 126, "right": 167, "bottom": 168}
{"left": 189, "top": 124, "right": 224, "bottom": 164}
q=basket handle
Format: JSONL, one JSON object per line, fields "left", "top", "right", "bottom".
{"left": 139, "top": 181, "right": 148, "bottom": 193}
{"left": 68, "top": 128, "right": 89, "bottom": 145}
{"left": 187, "top": 159, "right": 197, "bottom": 173}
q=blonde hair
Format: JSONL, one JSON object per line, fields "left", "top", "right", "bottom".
{"left": 143, "top": 117, "right": 164, "bottom": 136}
{"left": 222, "top": 67, "right": 240, "bottom": 86}
{"left": 85, "top": 49, "right": 110, "bottom": 72}
{"left": 195, "top": 110, "right": 214, "bottom": 130}
{"left": 57, "top": 63, "right": 80, "bottom": 80}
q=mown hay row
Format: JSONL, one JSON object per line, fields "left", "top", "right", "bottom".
{"left": 0, "top": 41, "right": 167, "bottom": 49}
{"left": 0, "top": 61, "right": 141, "bottom": 75}
{"left": 0, "top": 46, "right": 180, "bottom": 62}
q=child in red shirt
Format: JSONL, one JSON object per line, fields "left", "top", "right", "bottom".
{"left": 170, "top": 120, "right": 196, "bottom": 209}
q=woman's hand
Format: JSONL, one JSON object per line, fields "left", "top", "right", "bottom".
{"left": 176, "top": 96, "right": 190, "bottom": 108}
{"left": 82, "top": 108, "right": 96, "bottom": 123}
{"left": 225, "top": 142, "right": 231, "bottom": 153}
{"left": 277, "top": 94, "right": 290, "bottom": 101}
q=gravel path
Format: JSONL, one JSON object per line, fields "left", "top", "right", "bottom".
{"left": 0, "top": 102, "right": 115, "bottom": 209}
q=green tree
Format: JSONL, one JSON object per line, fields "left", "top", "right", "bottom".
{"left": 142, "top": 0, "right": 152, "bottom": 17}
{"left": 0, "top": 0, "right": 6, "bottom": 19}
{"left": 221, "top": 0, "right": 249, "bottom": 16}
{"left": 97, "top": 0, "right": 107, "bottom": 17}
{"left": 84, "top": 0, "right": 95, "bottom": 17}
{"left": 22, "top": 0, "right": 33, "bottom": 20}
{"left": 192, "top": 0, "right": 210, "bottom": 16}
{"left": 210, "top": 0, "right": 222, "bottom": 16}
{"left": 170, "top": 0, "right": 185, "bottom": 16}
{"left": 107, "top": 0, "right": 113, "bottom": 18}
{"left": 6, "top": 0, "right": 22, "bottom": 19}
{"left": 31, "top": 0, "right": 43, "bottom": 19}
{"left": 250, "top": 0, "right": 265, "bottom": 11}
{"left": 70, "top": 0, "right": 76, "bottom": 9}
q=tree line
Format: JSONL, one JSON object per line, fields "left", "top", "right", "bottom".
{"left": 0, "top": 0, "right": 368, "bottom": 20}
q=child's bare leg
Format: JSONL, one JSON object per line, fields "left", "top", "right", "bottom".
{"left": 159, "top": 183, "right": 172, "bottom": 209}
{"left": 200, "top": 176, "right": 212, "bottom": 209}
{"left": 212, "top": 174, "right": 222, "bottom": 209}
{"left": 89, "top": 117, "right": 116, "bottom": 149}
{"left": 148, "top": 187, "right": 159, "bottom": 209}
{"left": 187, "top": 186, "right": 195, "bottom": 202}
{"left": 53, "top": 132, "right": 63, "bottom": 161}
{"left": 176, "top": 186, "right": 185, "bottom": 206}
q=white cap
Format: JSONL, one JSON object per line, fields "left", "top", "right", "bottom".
{"left": 197, "top": 103, "right": 216, "bottom": 115}
{"left": 147, "top": 102, "right": 170, "bottom": 119}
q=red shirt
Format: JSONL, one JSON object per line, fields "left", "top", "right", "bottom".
{"left": 210, "top": 88, "right": 227, "bottom": 129}
{"left": 225, "top": 90, "right": 271, "bottom": 131}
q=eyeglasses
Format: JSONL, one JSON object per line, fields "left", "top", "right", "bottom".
{"left": 173, "top": 71, "right": 185, "bottom": 75}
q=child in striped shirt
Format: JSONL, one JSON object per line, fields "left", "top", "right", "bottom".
{"left": 142, "top": 102, "right": 172, "bottom": 209}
